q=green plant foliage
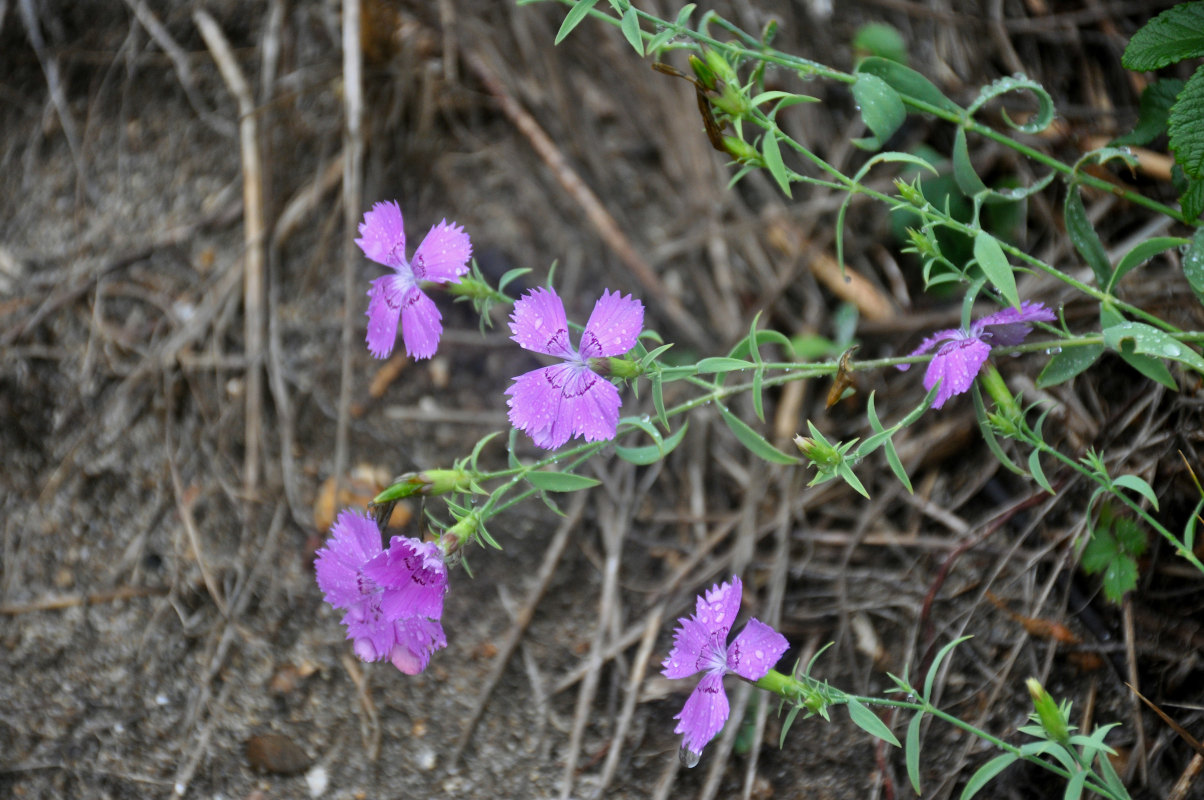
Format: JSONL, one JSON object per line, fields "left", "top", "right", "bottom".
{"left": 1113, "top": 78, "right": 1184, "bottom": 146}
{"left": 856, "top": 57, "right": 960, "bottom": 113}
{"left": 1122, "top": 2, "right": 1204, "bottom": 71}
{"left": 851, "top": 72, "right": 906, "bottom": 150}
{"left": 1170, "top": 67, "right": 1204, "bottom": 180}
{"left": 852, "top": 23, "right": 907, "bottom": 65}
{"left": 1082, "top": 508, "right": 1149, "bottom": 602}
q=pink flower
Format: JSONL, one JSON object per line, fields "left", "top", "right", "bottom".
{"left": 898, "top": 301, "right": 1055, "bottom": 409}
{"left": 505, "top": 287, "right": 644, "bottom": 449}
{"left": 356, "top": 200, "right": 472, "bottom": 359}
{"left": 661, "top": 576, "right": 789, "bottom": 762}
{"left": 314, "top": 509, "right": 448, "bottom": 673}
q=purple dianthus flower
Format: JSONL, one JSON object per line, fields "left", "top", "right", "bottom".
{"left": 356, "top": 200, "right": 472, "bottom": 360}
{"left": 314, "top": 509, "right": 448, "bottom": 674}
{"left": 898, "top": 301, "right": 1055, "bottom": 409}
{"left": 661, "top": 576, "right": 789, "bottom": 762}
{"left": 505, "top": 287, "right": 644, "bottom": 449}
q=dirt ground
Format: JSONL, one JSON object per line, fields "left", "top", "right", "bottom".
{"left": 2, "top": 1, "right": 1203, "bottom": 798}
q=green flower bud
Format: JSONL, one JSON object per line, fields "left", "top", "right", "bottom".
{"left": 1026, "top": 678, "right": 1070, "bottom": 745}
{"left": 721, "top": 135, "right": 760, "bottom": 163}
{"left": 373, "top": 468, "right": 472, "bottom": 504}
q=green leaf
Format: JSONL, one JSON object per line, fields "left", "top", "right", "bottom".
{"left": 1029, "top": 449, "right": 1054, "bottom": 494}
{"left": 1180, "top": 174, "right": 1204, "bottom": 219}
{"left": 853, "top": 23, "right": 907, "bottom": 65}
{"left": 1062, "top": 767, "right": 1089, "bottom": 800}
{"left": 718, "top": 406, "right": 800, "bottom": 464}
{"left": 1113, "top": 78, "right": 1184, "bottom": 147}
{"left": 619, "top": 6, "right": 643, "bottom": 55}
{"left": 1108, "top": 236, "right": 1190, "bottom": 292}
{"left": 905, "top": 712, "right": 924, "bottom": 795}
{"left": 972, "top": 231, "right": 1021, "bottom": 310}
{"left": 674, "top": 3, "right": 696, "bottom": 27}
{"left": 1036, "top": 344, "right": 1104, "bottom": 388}
{"left": 615, "top": 421, "right": 688, "bottom": 465}
{"left": 837, "top": 462, "right": 871, "bottom": 499}
{"left": 696, "top": 357, "right": 756, "bottom": 373}
{"left": 555, "top": 0, "right": 601, "bottom": 45}
{"left": 953, "top": 127, "right": 991, "bottom": 197}
{"left": 1064, "top": 187, "right": 1112, "bottom": 287}
{"left": 959, "top": 753, "right": 1018, "bottom": 800}
{"left": 1184, "top": 228, "right": 1204, "bottom": 304}
{"left": 761, "top": 129, "right": 792, "bottom": 197}
{"left": 525, "top": 471, "right": 601, "bottom": 492}
{"left": 1114, "top": 516, "right": 1149, "bottom": 557}
{"left": 847, "top": 699, "right": 900, "bottom": 747}
{"left": 1081, "top": 528, "right": 1118, "bottom": 574}
{"left": 1169, "top": 65, "right": 1204, "bottom": 178}
{"left": 1112, "top": 474, "right": 1160, "bottom": 511}
{"left": 1103, "top": 320, "right": 1204, "bottom": 375}
{"left": 851, "top": 72, "right": 907, "bottom": 150}
{"left": 857, "top": 57, "right": 960, "bottom": 113}
{"left": 1103, "top": 554, "right": 1140, "bottom": 603}
{"left": 1122, "top": 2, "right": 1204, "bottom": 70}
{"left": 923, "top": 636, "right": 971, "bottom": 703}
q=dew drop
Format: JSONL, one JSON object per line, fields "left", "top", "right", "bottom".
{"left": 679, "top": 746, "right": 701, "bottom": 768}
{"left": 1164, "top": 343, "right": 1181, "bottom": 357}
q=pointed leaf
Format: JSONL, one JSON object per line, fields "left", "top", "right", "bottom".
{"left": 1036, "top": 344, "right": 1104, "bottom": 388}
{"left": 851, "top": 72, "right": 907, "bottom": 150}
{"left": 719, "top": 406, "right": 800, "bottom": 464}
{"left": 615, "top": 421, "right": 688, "bottom": 465}
{"left": 1108, "top": 237, "right": 1189, "bottom": 293}
{"left": 973, "top": 231, "right": 1021, "bottom": 310}
{"left": 959, "top": 753, "right": 1018, "bottom": 800}
{"left": 1114, "top": 78, "right": 1184, "bottom": 147}
{"left": 906, "top": 712, "right": 924, "bottom": 795}
{"left": 619, "top": 6, "right": 643, "bottom": 55}
{"left": 1112, "top": 474, "right": 1160, "bottom": 511}
{"left": 857, "top": 56, "right": 960, "bottom": 113}
{"left": 525, "top": 471, "right": 601, "bottom": 492}
{"left": 555, "top": 0, "right": 601, "bottom": 45}
{"left": 1064, "top": 187, "right": 1112, "bottom": 287}
{"left": 847, "top": 699, "right": 900, "bottom": 747}
{"left": 762, "top": 129, "right": 792, "bottom": 197}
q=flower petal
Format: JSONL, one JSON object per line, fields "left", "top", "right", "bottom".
{"left": 509, "top": 288, "right": 575, "bottom": 358}
{"left": 976, "top": 300, "right": 1055, "bottom": 347}
{"left": 314, "top": 510, "right": 385, "bottom": 608}
{"left": 727, "top": 618, "right": 789, "bottom": 681}
{"left": 924, "top": 336, "right": 991, "bottom": 408}
{"left": 662, "top": 616, "right": 712, "bottom": 679}
{"left": 897, "top": 327, "right": 963, "bottom": 372}
{"left": 505, "top": 362, "right": 620, "bottom": 449}
{"left": 398, "top": 285, "right": 443, "bottom": 360}
{"left": 366, "top": 537, "right": 449, "bottom": 620}
{"left": 343, "top": 594, "right": 397, "bottom": 662}
{"left": 673, "top": 671, "right": 730, "bottom": 756}
{"left": 365, "top": 275, "right": 407, "bottom": 359}
{"left": 579, "top": 289, "right": 644, "bottom": 358}
{"left": 390, "top": 617, "right": 448, "bottom": 675}
{"left": 412, "top": 219, "right": 472, "bottom": 284}
{"left": 355, "top": 200, "right": 406, "bottom": 268}
{"left": 695, "top": 576, "right": 742, "bottom": 642}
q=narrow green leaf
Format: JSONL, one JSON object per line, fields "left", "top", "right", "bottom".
{"left": 1036, "top": 344, "right": 1104, "bottom": 388}
{"left": 526, "top": 471, "right": 601, "bottom": 492}
{"left": 884, "top": 438, "right": 913, "bottom": 494}
{"left": 1064, "top": 187, "right": 1112, "bottom": 287}
{"left": 857, "top": 56, "right": 960, "bottom": 113}
{"left": 1062, "top": 766, "right": 1089, "bottom": 800}
{"left": 1029, "top": 449, "right": 1054, "bottom": 494}
{"left": 851, "top": 72, "right": 907, "bottom": 150}
{"left": 761, "top": 129, "right": 792, "bottom": 197}
{"left": 644, "top": 27, "right": 676, "bottom": 54}
{"left": 653, "top": 374, "right": 668, "bottom": 429}
{"left": 696, "top": 357, "right": 757, "bottom": 373}
{"left": 923, "top": 636, "right": 971, "bottom": 703}
{"left": 953, "top": 128, "right": 991, "bottom": 197}
{"left": 1122, "top": 3, "right": 1204, "bottom": 70}
{"left": 847, "top": 699, "right": 900, "bottom": 747}
{"left": 1096, "top": 746, "right": 1131, "bottom": 799}
{"left": 674, "top": 3, "right": 696, "bottom": 27}
{"left": 959, "top": 754, "right": 1018, "bottom": 800}
{"left": 619, "top": 6, "right": 643, "bottom": 55}
{"left": 1169, "top": 65, "right": 1204, "bottom": 178}
{"left": 719, "top": 406, "right": 800, "bottom": 464}
{"left": 972, "top": 231, "right": 1020, "bottom": 310}
{"left": 753, "top": 366, "right": 765, "bottom": 423}
{"left": 1108, "top": 236, "right": 1189, "bottom": 293}
{"left": 837, "top": 462, "right": 871, "bottom": 499}
{"left": 554, "top": 0, "right": 601, "bottom": 45}
{"left": 905, "top": 712, "right": 924, "bottom": 795}
{"left": 1113, "top": 474, "right": 1160, "bottom": 511}
{"left": 615, "top": 422, "right": 688, "bottom": 465}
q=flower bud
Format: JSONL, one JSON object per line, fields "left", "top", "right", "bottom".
{"left": 373, "top": 468, "right": 472, "bottom": 504}
{"left": 722, "top": 136, "right": 760, "bottom": 163}
{"left": 1026, "top": 678, "right": 1070, "bottom": 745}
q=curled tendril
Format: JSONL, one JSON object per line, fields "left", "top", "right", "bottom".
{"left": 966, "top": 74, "right": 1056, "bottom": 135}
